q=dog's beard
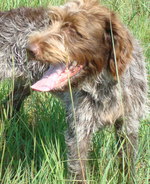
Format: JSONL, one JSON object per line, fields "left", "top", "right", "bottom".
{"left": 31, "top": 62, "right": 83, "bottom": 92}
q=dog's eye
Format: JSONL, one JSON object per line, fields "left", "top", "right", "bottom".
{"left": 62, "top": 22, "right": 83, "bottom": 38}
{"left": 48, "top": 19, "right": 52, "bottom": 25}
{"left": 69, "top": 26, "right": 83, "bottom": 38}
{"left": 75, "top": 30, "right": 83, "bottom": 38}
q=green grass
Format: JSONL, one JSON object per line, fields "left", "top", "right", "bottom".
{"left": 0, "top": 0, "right": 150, "bottom": 183}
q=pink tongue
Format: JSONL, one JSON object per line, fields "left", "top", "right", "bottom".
{"left": 31, "top": 63, "right": 83, "bottom": 92}
{"left": 31, "top": 64, "right": 66, "bottom": 92}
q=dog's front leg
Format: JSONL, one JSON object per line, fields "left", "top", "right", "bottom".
{"left": 0, "top": 79, "right": 30, "bottom": 117}
{"left": 115, "top": 118, "right": 139, "bottom": 184}
{"left": 65, "top": 128, "right": 92, "bottom": 184}
{"left": 65, "top": 115, "right": 94, "bottom": 184}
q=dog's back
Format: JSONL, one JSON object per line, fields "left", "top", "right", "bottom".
{"left": 0, "top": 7, "right": 50, "bottom": 82}
{"left": 0, "top": 7, "right": 51, "bottom": 113}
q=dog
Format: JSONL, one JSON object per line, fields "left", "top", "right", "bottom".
{"left": 0, "top": 6, "right": 51, "bottom": 114}
{"left": 28, "top": 0, "right": 148, "bottom": 183}
{"left": 4, "top": 0, "right": 148, "bottom": 183}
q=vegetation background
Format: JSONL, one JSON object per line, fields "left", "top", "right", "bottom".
{"left": 0, "top": 0, "right": 149, "bottom": 183}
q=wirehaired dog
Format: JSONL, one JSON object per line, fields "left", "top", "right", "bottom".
{"left": 25, "top": 0, "right": 148, "bottom": 183}
{"left": 0, "top": 7, "right": 51, "bottom": 113}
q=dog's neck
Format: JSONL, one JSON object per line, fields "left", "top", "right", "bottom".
{"left": 80, "top": 69, "right": 118, "bottom": 103}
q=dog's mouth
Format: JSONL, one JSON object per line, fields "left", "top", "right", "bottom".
{"left": 31, "top": 61, "right": 83, "bottom": 92}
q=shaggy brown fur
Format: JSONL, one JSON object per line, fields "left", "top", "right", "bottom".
{"left": 28, "top": 0, "right": 147, "bottom": 183}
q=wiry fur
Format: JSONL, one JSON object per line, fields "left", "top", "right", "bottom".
{"left": 1, "top": 0, "right": 147, "bottom": 183}
{"left": 0, "top": 7, "right": 50, "bottom": 112}
{"left": 28, "top": 1, "right": 148, "bottom": 183}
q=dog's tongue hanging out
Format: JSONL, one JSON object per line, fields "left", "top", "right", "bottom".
{"left": 31, "top": 63, "right": 83, "bottom": 92}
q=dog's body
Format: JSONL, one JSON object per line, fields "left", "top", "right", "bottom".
{"left": 0, "top": 7, "right": 50, "bottom": 111}
{"left": 60, "top": 39, "right": 147, "bottom": 184}
{"left": 63, "top": 39, "right": 147, "bottom": 181}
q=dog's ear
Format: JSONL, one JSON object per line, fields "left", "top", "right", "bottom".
{"left": 104, "top": 12, "right": 133, "bottom": 77}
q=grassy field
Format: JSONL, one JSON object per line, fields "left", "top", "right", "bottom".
{"left": 0, "top": 0, "right": 150, "bottom": 183}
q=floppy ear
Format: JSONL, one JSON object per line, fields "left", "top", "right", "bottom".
{"left": 104, "top": 12, "right": 133, "bottom": 77}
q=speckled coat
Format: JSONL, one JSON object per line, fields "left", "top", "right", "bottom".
{"left": 0, "top": 7, "right": 50, "bottom": 110}
{"left": 58, "top": 40, "right": 148, "bottom": 183}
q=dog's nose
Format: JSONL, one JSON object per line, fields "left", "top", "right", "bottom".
{"left": 26, "top": 43, "right": 40, "bottom": 57}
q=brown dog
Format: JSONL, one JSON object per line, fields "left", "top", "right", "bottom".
{"left": 28, "top": 0, "right": 147, "bottom": 183}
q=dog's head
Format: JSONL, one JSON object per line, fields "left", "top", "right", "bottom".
{"left": 27, "top": 0, "right": 133, "bottom": 92}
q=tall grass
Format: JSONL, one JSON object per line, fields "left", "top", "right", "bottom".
{"left": 0, "top": 0, "right": 150, "bottom": 183}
